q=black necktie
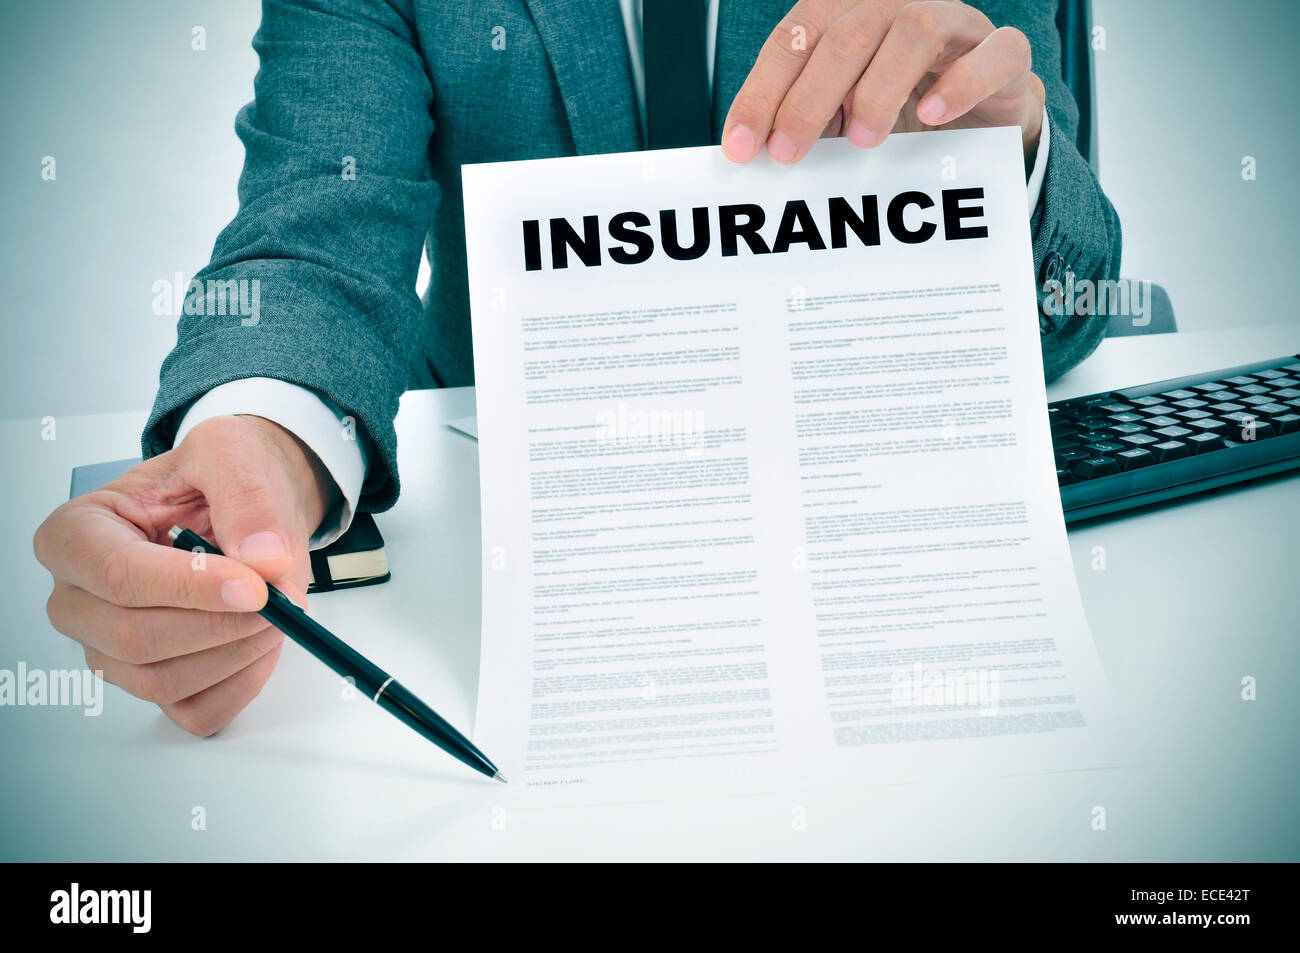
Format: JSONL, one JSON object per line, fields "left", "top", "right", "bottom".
{"left": 642, "top": 0, "right": 712, "bottom": 149}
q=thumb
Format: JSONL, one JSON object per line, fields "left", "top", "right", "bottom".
{"left": 184, "top": 424, "right": 304, "bottom": 586}
{"left": 210, "top": 482, "right": 297, "bottom": 585}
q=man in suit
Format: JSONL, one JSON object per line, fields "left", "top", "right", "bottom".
{"left": 35, "top": 0, "right": 1119, "bottom": 736}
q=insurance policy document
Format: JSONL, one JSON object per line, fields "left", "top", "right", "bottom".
{"left": 463, "top": 127, "right": 1122, "bottom": 801}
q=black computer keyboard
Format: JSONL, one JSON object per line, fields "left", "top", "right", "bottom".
{"left": 1052, "top": 354, "right": 1300, "bottom": 522}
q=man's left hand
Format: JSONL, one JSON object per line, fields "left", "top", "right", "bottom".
{"left": 723, "top": 0, "right": 1045, "bottom": 164}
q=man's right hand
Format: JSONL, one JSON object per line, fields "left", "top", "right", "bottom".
{"left": 33, "top": 414, "right": 335, "bottom": 736}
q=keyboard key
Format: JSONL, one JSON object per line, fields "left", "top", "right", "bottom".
{"left": 1161, "top": 389, "right": 1198, "bottom": 400}
{"left": 1056, "top": 448, "right": 1091, "bottom": 465}
{"left": 1187, "top": 418, "right": 1229, "bottom": 435}
{"left": 1220, "top": 410, "right": 1258, "bottom": 429}
{"left": 1116, "top": 448, "right": 1155, "bottom": 469}
{"left": 1186, "top": 433, "right": 1226, "bottom": 454}
{"left": 1071, "top": 456, "right": 1120, "bottom": 479}
{"left": 1271, "top": 387, "right": 1300, "bottom": 400}
{"left": 1175, "top": 409, "right": 1213, "bottom": 421}
{"left": 1271, "top": 413, "right": 1300, "bottom": 435}
{"left": 1225, "top": 376, "right": 1257, "bottom": 386}
{"left": 1110, "top": 423, "right": 1147, "bottom": 435}
{"left": 1151, "top": 440, "right": 1190, "bottom": 462}
{"left": 1268, "top": 378, "right": 1299, "bottom": 389}
{"left": 1282, "top": 364, "right": 1300, "bottom": 374}
{"left": 1154, "top": 425, "right": 1193, "bottom": 439}
{"left": 1077, "top": 418, "right": 1113, "bottom": 432}
{"left": 1056, "top": 467, "right": 1076, "bottom": 486}
{"left": 1108, "top": 412, "right": 1145, "bottom": 423}
{"left": 1252, "top": 403, "right": 1293, "bottom": 417}
{"left": 1119, "top": 433, "right": 1159, "bottom": 446}
{"left": 1171, "top": 398, "right": 1208, "bottom": 409}
{"left": 1237, "top": 383, "right": 1271, "bottom": 395}
{"left": 1098, "top": 402, "right": 1133, "bottom": 414}
{"left": 1222, "top": 408, "right": 1263, "bottom": 426}
{"left": 1130, "top": 396, "right": 1166, "bottom": 407}
{"left": 1241, "top": 395, "right": 1275, "bottom": 406}
{"left": 1238, "top": 420, "right": 1278, "bottom": 441}
{"left": 1144, "top": 415, "right": 1180, "bottom": 428}
{"left": 1253, "top": 369, "right": 1286, "bottom": 380}
{"left": 1191, "top": 382, "right": 1229, "bottom": 393}
{"left": 1208, "top": 402, "right": 1245, "bottom": 414}
{"left": 1138, "top": 405, "right": 1178, "bottom": 416}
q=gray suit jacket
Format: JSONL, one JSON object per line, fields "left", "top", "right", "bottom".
{"left": 143, "top": 0, "right": 1122, "bottom": 514}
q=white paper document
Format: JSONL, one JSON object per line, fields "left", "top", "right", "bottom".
{"left": 446, "top": 416, "right": 479, "bottom": 439}
{"left": 462, "top": 128, "right": 1122, "bottom": 800}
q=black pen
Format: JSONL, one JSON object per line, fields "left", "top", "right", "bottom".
{"left": 168, "top": 526, "right": 506, "bottom": 783}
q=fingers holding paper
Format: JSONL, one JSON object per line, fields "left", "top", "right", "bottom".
{"left": 722, "top": 0, "right": 1045, "bottom": 164}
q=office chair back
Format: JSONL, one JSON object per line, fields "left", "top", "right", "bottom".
{"left": 1056, "top": 0, "right": 1098, "bottom": 173}
{"left": 1054, "top": 0, "right": 1176, "bottom": 337}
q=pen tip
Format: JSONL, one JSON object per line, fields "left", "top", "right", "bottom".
{"left": 493, "top": 771, "right": 508, "bottom": 784}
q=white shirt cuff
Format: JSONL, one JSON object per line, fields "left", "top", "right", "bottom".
{"left": 1026, "top": 102, "right": 1050, "bottom": 210}
{"left": 172, "top": 378, "right": 368, "bottom": 549}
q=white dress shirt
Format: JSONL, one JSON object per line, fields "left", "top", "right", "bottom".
{"left": 176, "top": 2, "right": 1049, "bottom": 548}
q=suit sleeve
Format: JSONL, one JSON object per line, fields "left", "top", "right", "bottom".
{"left": 980, "top": 0, "right": 1123, "bottom": 383}
{"left": 141, "top": 0, "right": 435, "bottom": 513}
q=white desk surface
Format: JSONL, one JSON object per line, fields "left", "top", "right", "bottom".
{"left": 1, "top": 325, "right": 1297, "bottom": 861}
